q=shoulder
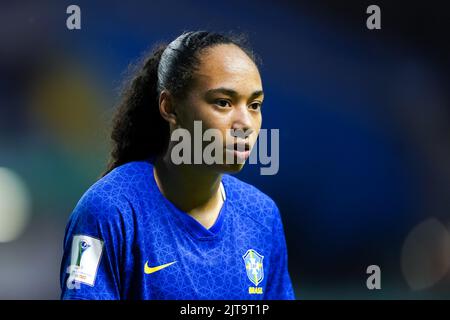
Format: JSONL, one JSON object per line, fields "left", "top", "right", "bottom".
{"left": 222, "top": 174, "right": 281, "bottom": 232}
{"left": 70, "top": 160, "right": 153, "bottom": 225}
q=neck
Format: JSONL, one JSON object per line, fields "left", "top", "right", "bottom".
{"left": 153, "top": 154, "right": 223, "bottom": 213}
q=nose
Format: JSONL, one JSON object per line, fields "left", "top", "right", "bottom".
{"left": 231, "top": 105, "right": 254, "bottom": 139}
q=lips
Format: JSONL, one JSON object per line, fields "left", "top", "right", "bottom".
{"left": 226, "top": 142, "right": 250, "bottom": 152}
{"left": 225, "top": 142, "right": 251, "bottom": 162}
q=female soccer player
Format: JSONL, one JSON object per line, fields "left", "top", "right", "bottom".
{"left": 60, "top": 31, "right": 294, "bottom": 300}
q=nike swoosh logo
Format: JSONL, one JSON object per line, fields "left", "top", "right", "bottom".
{"left": 144, "top": 261, "right": 177, "bottom": 274}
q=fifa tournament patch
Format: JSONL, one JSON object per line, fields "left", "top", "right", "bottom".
{"left": 68, "top": 235, "right": 104, "bottom": 286}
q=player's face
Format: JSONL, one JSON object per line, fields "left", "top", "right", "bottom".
{"left": 175, "top": 44, "right": 263, "bottom": 173}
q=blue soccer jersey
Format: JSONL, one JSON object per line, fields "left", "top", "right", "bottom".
{"left": 60, "top": 160, "right": 295, "bottom": 300}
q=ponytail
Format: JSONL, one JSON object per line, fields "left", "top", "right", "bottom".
{"left": 104, "top": 44, "right": 169, "bottom": 176}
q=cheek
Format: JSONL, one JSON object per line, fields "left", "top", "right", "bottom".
{"left": 193, "top": 105, "right": 229, "bottom": 130}
{"left": 176, "top": 99, "right": 207, "bottom": 130}
{"left": 179, "top": 102, "right": 228, "bottom": 139}
{"left": 250, "top": 115, "right": 262, "bottom": 144}
{"left": 253, "top": 114, "right": 262, "bottom": 132}
{"left": 180, "top": 97, "right": 213, "bottom": 121}
{"left": 255, "top": 114, "right": 262, "bottom": 128}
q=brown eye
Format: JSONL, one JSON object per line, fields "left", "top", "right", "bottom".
{"left": 215, "top": 99, "right": 231, "bottom": 108}
{"left": 249, "top": 102, "right": 262, "bottom": 110}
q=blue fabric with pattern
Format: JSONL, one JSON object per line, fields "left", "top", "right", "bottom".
{"left": 60, "top": 160, "right": 295, "bottom": 300}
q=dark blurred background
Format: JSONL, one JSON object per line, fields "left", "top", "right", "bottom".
{"left": 1, "top": 0, "right": 450, "bottom": 299}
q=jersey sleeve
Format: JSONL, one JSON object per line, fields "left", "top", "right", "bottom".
{"left": 60, "top": 187, "right": 128, "bottom": 300}
{"left": 264, "top": 203, "right": 296, "bottom": 300}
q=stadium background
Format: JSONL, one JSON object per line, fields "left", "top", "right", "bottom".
{"left": 1, "top": 0, "right": 450, "bottom": 299}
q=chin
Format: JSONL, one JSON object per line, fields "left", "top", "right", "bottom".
{"left": 216, "top": 162, "right": 246, "bottom": 174}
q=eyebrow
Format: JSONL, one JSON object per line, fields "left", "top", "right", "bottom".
{"left": 205, "top": 87, "right": 264, "bottom": 100}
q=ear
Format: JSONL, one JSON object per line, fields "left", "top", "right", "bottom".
{"left": 158, "top": 90, "right": 178, "bottom": 126}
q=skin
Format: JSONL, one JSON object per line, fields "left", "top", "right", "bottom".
{"left": 154, "top": 43, "right": 264, "bottom": 229}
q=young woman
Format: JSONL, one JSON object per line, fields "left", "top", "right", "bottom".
{"left": 60, "top": 31, "right": 294, "bottom": 300}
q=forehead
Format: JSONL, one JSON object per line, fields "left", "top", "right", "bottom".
{"left": 192, "top": 44, "right": 262, "bottom": 93}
